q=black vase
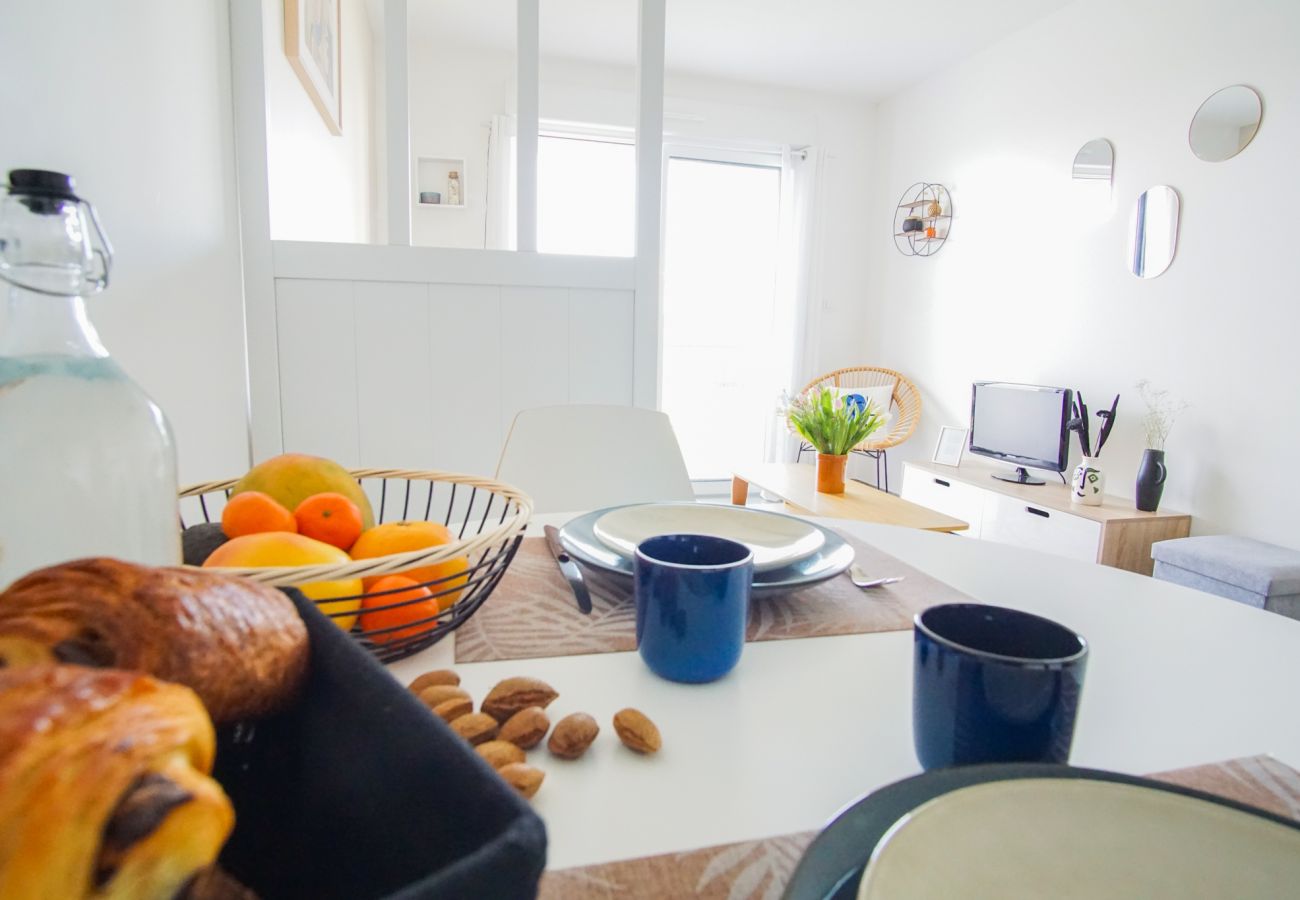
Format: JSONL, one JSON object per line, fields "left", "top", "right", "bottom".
{"left": 1135, "top": 449, "right": 1167, "bottom": 512}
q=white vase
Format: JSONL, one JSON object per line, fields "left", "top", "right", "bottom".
{"left": 1071, "top": 456, "right": 1105, "bottom": 506}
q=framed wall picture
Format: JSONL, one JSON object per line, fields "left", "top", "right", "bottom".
{"left": 285, "top": 0, "right": 342, "bottom": 135}
{"left": 932, "top": 426, "right": 968, "bottom": 467}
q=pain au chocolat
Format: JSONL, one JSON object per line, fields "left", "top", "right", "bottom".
{"left": 0, "top": 665, "right": 234, "bottom": 898}
{"left": 0, "top": 557, "right": 308, "bottom": 723}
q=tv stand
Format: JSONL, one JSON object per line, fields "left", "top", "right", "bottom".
{"left": 992, "top": 466, "right": 1045, "bottom": 485}
{"left": 900, "top": 459, "right": 1191, "bottom": 576}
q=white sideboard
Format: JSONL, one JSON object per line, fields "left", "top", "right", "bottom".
{"left": 900, "top": 459, "right": 1191, "bottom": 575}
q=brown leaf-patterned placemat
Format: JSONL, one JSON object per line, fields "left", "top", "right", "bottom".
{"left": 538, "top": 755, "right": 1300, "bottom": 899}
{"left": 454, "top": 533, "right": 971, "bottom": 663}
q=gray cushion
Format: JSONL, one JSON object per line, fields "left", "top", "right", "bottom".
{"left": 1151, "top": 535, "right": 1300, "bottom": 596}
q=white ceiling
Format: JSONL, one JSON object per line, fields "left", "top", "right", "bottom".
{"left": 407, "top": 0, "right": 1077, "bottom": 99}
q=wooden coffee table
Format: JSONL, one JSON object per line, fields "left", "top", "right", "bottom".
{"left": 731, "top": 462, "right": 968, "bottom": 533}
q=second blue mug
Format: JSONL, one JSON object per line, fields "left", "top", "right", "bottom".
{"left": 913, "top": 603, "right": 1088, "bottom": 769}
{"left": 633, "top": 533, "right": 753, "bottom": 683}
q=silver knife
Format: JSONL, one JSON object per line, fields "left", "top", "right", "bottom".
{"left": 544, "top": 525, "right": 593, "bottom": 614}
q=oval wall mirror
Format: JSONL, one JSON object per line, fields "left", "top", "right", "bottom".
{"left": 1189, "top": 85, "right": 1262, "bottom": 162}
{"left": 1128, "top": 186, "right": 1180, "bottom": 279}
{"left": 1071, "top": 138, "right": 1114, "bottom": 183}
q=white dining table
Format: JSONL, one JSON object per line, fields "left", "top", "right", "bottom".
{"left": 387, "top": 513, "right": 1300, "bottom": 872}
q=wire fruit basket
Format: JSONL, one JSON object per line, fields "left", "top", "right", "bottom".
{"left": 179, "top": 469, "right": 532, "bottom": 663}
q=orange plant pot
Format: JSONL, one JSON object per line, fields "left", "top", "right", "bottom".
{"left": 816, "top": 453, "right": 848, "bottom": 494}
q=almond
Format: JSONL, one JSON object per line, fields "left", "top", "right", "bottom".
{"left": 499, "top": 763, "right": 545, "bottom": 799}
{"left": 408, "top": 669, "right": 460, "bottom": 691}
{"left": 548, "top": 712, "right": 599, "bottom": 760}
{"left": 418, "top": 685, "right": 471, "bottom": 709}
{"left": 498, "top": 706, "right": 550, "bottom": 750}
{"left": 481, "top": 677, "right": 559, "bottom": 723}
{"left": 450, "top": 712, "right": 499, "bottom": 745}
{"left": 476, "top": 740, "right": 526, "bottom": 770}
{"left": 432, "top": 697, "right": 473, "bottom": 723}
{"left": 613, "top": 708, "right": 662, "bottom": 754}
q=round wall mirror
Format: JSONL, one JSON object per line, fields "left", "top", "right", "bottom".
{"left": 1128, "top": 186, "right": 1180, "bottom": 279}
{"left": 1189, "top": 85, "right": 1262, "bottom": 162}
{"left": 1071, "top": 138, "right": 1114, "bottom": 183}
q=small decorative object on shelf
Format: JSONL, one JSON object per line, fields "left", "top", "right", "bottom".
{"left": 419, "top": 191, "right": 441, "bottom": 204}
{"left": 447, "top": 170, "right": 462, "bottom": 206}
{"left": 783, "top": 386, "right": 886, "bottom": 494}
{"left": 1067, "top": 391, "right": 1120, "bottom": 506}
{"left": 893, "top": 182, "right": 952, "bottom": 257}
{"left": 1135, "top": 380, "right": 1188, "bottom": 512}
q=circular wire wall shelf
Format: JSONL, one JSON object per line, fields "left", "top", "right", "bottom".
{"left": 893, "top": 182, "right": 952, "bottom": 257}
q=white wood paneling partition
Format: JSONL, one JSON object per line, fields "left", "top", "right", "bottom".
{"left": 272, "top": 241, "right": 635, "bottom": 477}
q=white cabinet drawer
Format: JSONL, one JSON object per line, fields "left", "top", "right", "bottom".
{"left": 901, "top": 467, "right": 984, "bottom": 537}
{"left": 979, "top": 492, "right": 1100, "bottom": 563}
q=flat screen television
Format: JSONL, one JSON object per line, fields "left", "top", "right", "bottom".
{"left": 969, "top": 382, "right": 1073, "bottom": 485}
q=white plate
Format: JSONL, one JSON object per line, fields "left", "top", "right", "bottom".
{"left": 857, "top": 777, "right": 1300, "bottom": 899}
{"left": 591, "top": 502, "right": 825, "bottom": 572}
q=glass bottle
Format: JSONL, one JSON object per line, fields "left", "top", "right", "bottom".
{"left": 447, "top": 170, "right": 461, "bottom": 206}
{"left": 0, "top": 169, "right": 179, "bottom": 587}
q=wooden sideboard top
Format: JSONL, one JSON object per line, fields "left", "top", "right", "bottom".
{"left": 904, "top": 458, "right": 1190, "bottom": 525}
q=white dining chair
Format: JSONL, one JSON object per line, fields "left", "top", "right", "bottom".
{"left": 495, "top": 405, "right": 694, "bottom": 514}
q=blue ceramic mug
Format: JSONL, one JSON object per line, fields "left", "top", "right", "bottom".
{"left": 633, "top": 534, "right": 753, "bottom": 683}
{"left": 913, "top": 603, "right": 1088, "bottom": 769}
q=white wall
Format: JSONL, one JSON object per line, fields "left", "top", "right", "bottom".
{"left": 263, "top": 0, "right": 378, "bottom": 242}
{"left": 866, "top": 0, "right": 1300, "bottom": 546}
{"left": 408, "top": 46, "right": 514, "bottom": 249}
{"left": 0, "top": 0, "right": 249, "bottom": 484}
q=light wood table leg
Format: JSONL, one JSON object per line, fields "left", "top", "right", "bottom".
{"left": 730, "top": 475, "right": 750, "bottom": 506}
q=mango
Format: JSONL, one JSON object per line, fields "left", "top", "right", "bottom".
{"left": 204, "top": 531, "right": 364, "bottom": 630}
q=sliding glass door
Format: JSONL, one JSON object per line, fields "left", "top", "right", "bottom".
{"left": 660, "top": 153, "right": 783, "bottom": 481}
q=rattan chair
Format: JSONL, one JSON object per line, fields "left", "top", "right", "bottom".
{"left": 794, "top": 366, "right": 922, "bottom": 493}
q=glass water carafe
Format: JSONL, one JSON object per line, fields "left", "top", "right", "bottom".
{"left": 0, "top": 169, "right": 179, "bottom": 587}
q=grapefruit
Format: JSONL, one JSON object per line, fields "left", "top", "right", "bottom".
{"left": 349, "top": 520, "right": 470, "bottom": 611}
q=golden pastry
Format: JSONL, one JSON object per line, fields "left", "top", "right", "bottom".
{"left": 0, "top": 557, "right": 308, "bottom": 723}
{"left": 0, "top": 665, "right": 234, "bottom": 899}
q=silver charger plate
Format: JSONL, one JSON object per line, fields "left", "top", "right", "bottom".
{"left": 557, "top": 504, "right": 855, "bottom": 595}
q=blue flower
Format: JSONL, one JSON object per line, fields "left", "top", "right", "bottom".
{"left": 843, "top": 393, "right": 867, "bottom": 417}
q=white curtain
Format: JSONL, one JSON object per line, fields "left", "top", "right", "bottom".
{"left": 764, "top": 144, "right": 824, "bottom": 463}
{"left": 484, "top": 114, "right": 517, "bottom": 250}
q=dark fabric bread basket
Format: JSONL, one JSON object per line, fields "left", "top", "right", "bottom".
{"left": 211, "top": 589, "right": 547, "bottom": 899}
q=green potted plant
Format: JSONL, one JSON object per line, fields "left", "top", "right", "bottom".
{"left": 785, "top": 386, "right": 886, "bottom": 493}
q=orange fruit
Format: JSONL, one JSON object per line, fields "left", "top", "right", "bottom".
{"left": 204, "top": 532, "right": 364, "bottom": 630}
{"left": 349, "top": 520, "right": 470, "bottom": 610}
{"left": 232, "top": 453, "right": 375, "bottom": 529}
{"left": 221, "top": 491, "right": 297, "bottom": 539}
{"left": 360, "top": 575, "right": 441, "bottom": 645}
{"left": 294, "top": 492, "right": 364, "bottom": 551}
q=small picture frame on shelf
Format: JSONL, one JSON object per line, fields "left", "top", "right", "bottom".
{"left": 932, "top": 426, "right": 968, "bottom": 467}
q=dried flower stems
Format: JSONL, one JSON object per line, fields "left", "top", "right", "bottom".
{"left": 1136, "top": 380, "right": 1188, "bottom": 450}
